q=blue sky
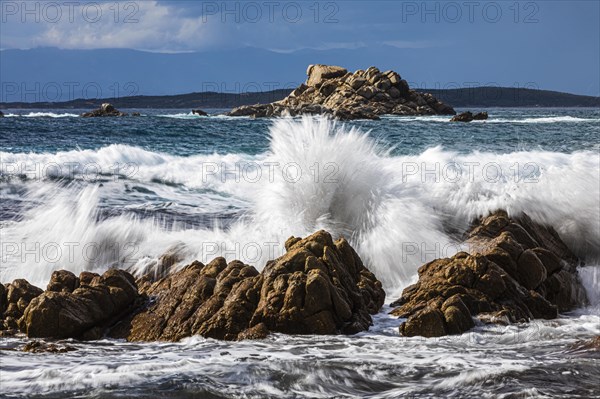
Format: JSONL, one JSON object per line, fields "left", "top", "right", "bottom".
{"left": 1, "top": 1, "right": 599, "bottom": 96}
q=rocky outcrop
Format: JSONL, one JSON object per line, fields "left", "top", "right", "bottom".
{"left": 81, "top": 103, "right": 127, "bottom": 117}
{"left": 228, "top": 65, "right": 456, "bottom": 120}
{"left": 192, "top": 109, "right": 208, "bottom": 116}
{"left": 391, "top": 210, "right": 587, "bottom": 337}
{"left": 19, "top": 269, "right": 141, "bottom": 339}
{"left": 0, "top": 110, "right": 4, "bottom": 117}
{"left": 450, "top": 111, "right": 489, "bottom": 122}
{"left": 112, "top": 230, "right": 385, "bottom": 341}
{"left": 5, "top": 231, "right": 384, "bottom": 342}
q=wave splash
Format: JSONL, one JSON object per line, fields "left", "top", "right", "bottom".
{"left": 1, "top": 116, "right": 599, "bottom": 292}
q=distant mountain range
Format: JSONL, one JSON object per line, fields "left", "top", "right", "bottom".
{"left": 1, "top": 47, "right": 598, "bottom": 109}
{"left": 1, "top": 87, "right": 598, "bottom": 109}
{"left": 1, "top": 47, "right": 599, "bottom": 103}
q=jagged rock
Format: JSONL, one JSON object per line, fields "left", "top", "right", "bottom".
{"left": 473, "top": 111, "right": 489, "bottom": 120}
{"left": 4, "top": 231, "right": 379, "bottom": 343}
{"left": 131, "top": 112, "right": 141, "bottom": 116}
{"left": 228, "top": 65, "right": 455, "bottom": 120}
{"left": 391, "top": 210, "right": 587, "bottom": 337}
{"left": 81, "top": 103, "right": 127, "bottom": 117}
{"left": 0, "top": 111, "right": 4, "bottom": 117}
{"left": 1, "top": 279, "right": 43, "bottom": 332}
{"left": 112, "top": 230, "right": 385, "bottom": 341}
{"left": 19, "top": 269, "right": 140, "bottom": 339}
{"left": 192, "top": 109, "right": 208, "bottom": 116}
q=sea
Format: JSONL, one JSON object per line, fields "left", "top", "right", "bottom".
{"left": 0, "top": 108, "right": 599, "bottom": 398}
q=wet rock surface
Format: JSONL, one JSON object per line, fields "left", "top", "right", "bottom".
{"left": 391, "top": 210, "right": 587, "bottom": 337}
{"left": 228, "top": 64, "right": 456, "bottom": 120}
{"left": 1, "top": 279, "right": 43, "bottom": 333}
{"left": 114, "top": 230, "right": 385, "bottom": 341}
{"left": 19, "top": 269, "right": 141, "bottom": 339}
{"left": 3, "top": 231, "right": 385, "bottom": 342}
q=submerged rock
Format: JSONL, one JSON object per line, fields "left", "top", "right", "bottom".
{"left": 22, "top": 340, "right": 76, "bottom": 353}
{"left": 113, "top": 230, "right": 385, "bottom": 341}
{"left": 81, "top": 103, "right": 127, "bottom": 117}
{"left": 391, "top": 210, "right": 587, "bottom": 337}
{"left": 228, "top": 64, "right": 455, "bottom": 120}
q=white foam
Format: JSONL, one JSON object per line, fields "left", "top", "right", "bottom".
{"left": 1, "top": 116, "right": 599, "bottom": 292}
{"left": 3, "top": 112, "right": 80, "bottom": 118}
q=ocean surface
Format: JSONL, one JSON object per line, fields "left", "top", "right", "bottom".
{"left": 0, "top": 108, "right": 599, "bottom": 398}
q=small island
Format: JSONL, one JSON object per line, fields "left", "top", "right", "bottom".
{"left": 228, "top": 64, "right": 456, "bottom": 120}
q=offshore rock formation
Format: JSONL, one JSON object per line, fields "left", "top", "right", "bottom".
{"left": 81, "top": 103, "right": 127, "bottom": 117}
{"left": 3, "top": 231, "right": 385, "bottom": 341}
{"left": 450, "top": 111, "right": 489, "bottom": 122}
{"left": 391, "top": 211, "right": 587, "bottom": 337}
{"left": 228, "top": 64, "right": 456, "bottom": 120}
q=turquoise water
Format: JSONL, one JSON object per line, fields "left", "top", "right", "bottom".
{"left": 1, "top": 108, "right": 598, "bottom": 155}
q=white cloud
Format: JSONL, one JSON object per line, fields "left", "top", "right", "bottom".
{"left": 2, "top": 1, "right": 227, "bottom": 51}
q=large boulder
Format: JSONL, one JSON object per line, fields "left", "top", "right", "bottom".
{"left": 19, "top": 269, "right": 140, "bottom": 339}
{"left": 306, "top": 64, "right": 348, "bottom": 87}
{"left": 228, "top": 65, "right": 455, "bottom": 120}
{"left": 81, "top": 103, "right": 127, "bottom": 117}
{"left": 391, "top": 210, "right": 587, "bottom": 337}
{"left": 112, "top": 230, "right": 385, "bottom": 341}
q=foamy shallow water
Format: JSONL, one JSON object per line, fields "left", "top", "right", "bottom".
{"left": 1, "top": 305, "right": 599, "bottom": 398}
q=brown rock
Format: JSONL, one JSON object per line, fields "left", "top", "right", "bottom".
{"left": 400, "top": 306, "right": 447, "bottom": 337}
{"left": 47, "top": 270, "right": 79, "bottom": 293}
{"left": 228, "top": 64, "right": 455, "bottom": 120}
{"left": 391, "top": 210, "right": 587, "bottom": 337}
{"left": 19, "top": 269, "right": 140, "bottom": 339}
{"left": 517, "top": 249, "right": 547, "bottom": 289}
{"left": 114, "top": 230, "right": 385, "bottom": 341}
{"left": 306, "top": 64, "right": 348, "bottom": 87}
{"left": 2, "top": 279, "right": 43, "bottom": 328}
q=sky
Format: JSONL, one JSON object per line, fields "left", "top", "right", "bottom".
{"left": 1, "top": 0, "right": 599, "bottom": 97}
